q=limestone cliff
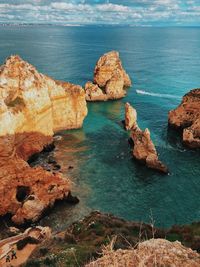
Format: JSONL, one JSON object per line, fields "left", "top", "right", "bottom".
{"left": 168, "top": 89, "right": 200, "bottom": 148}
{"left": 125, "top": 103, "right": 168, "bottom": 173}
{"left": 85, "top": 51, "right": 131, "bottom": 101}
{"left": 0, "top": 55, "right": 87, "bottom": 224}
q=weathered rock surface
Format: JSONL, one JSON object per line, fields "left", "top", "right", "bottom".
{"left": 86, "top": 238, "right": 200, "bottom": 267}
{"left": 125, "top": 102, "right": 137, "bottom": 130}
{"left": 85, "top": 81, "right": 108, "bottom": 101}
{"left": 85, "top": 51, "right": 131, "bottom": 101}
{"left": 0, "top": 55, "right": 87, "bottom": 224}
{"left": 125, "top": 103, "right": 168, "bottom": 173}
{"left": 168, "top": 89, "right": 200, "bottom": 148}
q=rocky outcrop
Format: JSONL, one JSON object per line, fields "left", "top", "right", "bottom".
{"left": 168, "top": 89, "right": 200, "bottom": 148}
{"left": 125, "top": 103, "right": 168, "bottom": 173}
{"left": 86, "top": 238, "right": 200, "bottom": 267}
{"left": 125, "top": 102, "right": 137, "bottom": 130}
{"left": 85, "top": 81, "right": 108, "bottom": 101}
{"left": 85, "top": 51, "right": 131, "bottom": 101}
{"left": 0, "top": 55, "right": 87, "bottom": 224}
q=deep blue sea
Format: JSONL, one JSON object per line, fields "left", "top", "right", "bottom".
{"left": 1, "top": 25, "right": 200, "bottom": 229}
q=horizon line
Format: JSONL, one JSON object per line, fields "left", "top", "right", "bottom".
{"left": 0, "top": 23, "right": 200, "bottom": 28}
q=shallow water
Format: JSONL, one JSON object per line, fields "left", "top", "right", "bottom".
{"left": 1, "top": 25, "right": 200, "bottom": 229}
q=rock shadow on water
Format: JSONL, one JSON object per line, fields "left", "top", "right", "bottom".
{"left": 166, "top": 124, "right": 185, "bottom": 150}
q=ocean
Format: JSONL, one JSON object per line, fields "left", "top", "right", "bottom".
{"left": 1, "top": 25, "right": 200, "bottom": 229}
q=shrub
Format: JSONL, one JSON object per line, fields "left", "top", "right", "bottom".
{"left": 16, "top": 236, "right": 39, "bottom": 250}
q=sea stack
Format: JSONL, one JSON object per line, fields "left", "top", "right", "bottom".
{"left": 0, "top": 55, "right": 87, "bottom": 224}
{"left": 125, "top": 102, "right": 137, "bottom": 130}
{"left": 125, "top": 103, "right": 168, "bottom": 173}
{"left": 168, "top": 89, "right": 200, "bottom": 148}
{"left": 85, "top": 51, "right": 131, "bottom": 101}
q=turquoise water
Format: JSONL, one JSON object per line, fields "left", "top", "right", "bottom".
{"left": 1, "top": 26, "right": 200, "bottom": 229}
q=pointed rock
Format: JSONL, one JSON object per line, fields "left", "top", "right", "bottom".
{"left": 125, "top": 103, "right": 168, "bottom": 173}
{"left": 125, "top": 102, "right": 137, "bottom": 130}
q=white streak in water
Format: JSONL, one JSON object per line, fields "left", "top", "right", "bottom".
{"left": 136, "top": 89, "right": 181, "bottom": 100}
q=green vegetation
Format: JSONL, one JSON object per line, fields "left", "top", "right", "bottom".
{"left": 24, "top": 212, "right": 200, "bottom": 267}
{"left": 17, "top": 236, "right": 39, "bottom": 250}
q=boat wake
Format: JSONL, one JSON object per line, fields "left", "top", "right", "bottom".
{"left": 136, "top": 89, "right": 181, "bottom": 100}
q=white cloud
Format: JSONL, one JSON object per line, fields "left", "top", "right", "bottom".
{"left": 0, "top": 0, "right": 199, "bottom": 25}
{"left": 96, "top": 3, "right": 131, "bottom": 12}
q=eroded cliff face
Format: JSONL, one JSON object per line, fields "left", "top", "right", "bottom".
{"left": 85, "top": 51, "right": 131, "bottom": 101}
{"left": 0, "top": 55, "right": 87, "bottom": 224}
{"left": 125, "top": 103, "right": 168, "bottom": 173}
{"left": 168, "top": 89, "right": 200, "bottom": 148}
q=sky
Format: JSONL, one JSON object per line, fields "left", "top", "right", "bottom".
{"left": 0, "top": 0, "right": 200, "bottom": 26}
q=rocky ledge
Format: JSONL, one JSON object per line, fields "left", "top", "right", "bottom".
{"left": 0, "top": 55, "right": 87, "bottom": 224}
{"left": 168, "top": 89, "right": 200, "bottom": 148}
{"left": 85, "top": 51, "right": 131, "bottom": 101}
{"left": 87, "top": 238, "right": 200, "bottom": 267}
{"left": 125, "top": 103, "right": 168, "bottom": 173}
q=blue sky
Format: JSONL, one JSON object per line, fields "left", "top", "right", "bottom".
{"left": 0, "top": 0, "right": 200, "bottom": 26}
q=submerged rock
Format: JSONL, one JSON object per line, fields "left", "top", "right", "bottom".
{"left": 85, "top": 51, "right": 131, "bottom": 101}
{"left": 168, "top": 89, "right": 200, "bottom": 148}
{"left": 125, "top": 103, "right": 168, "bottom": 173}
{"left": 0, "top": 55, "right": 87, "bottom": 224}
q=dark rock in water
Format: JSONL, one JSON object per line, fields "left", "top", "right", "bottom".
{"left": 65, "top": 191, "right": 79, "bottom": 204}
{"left": 128, "top": 137, "right": 134, "bottom": 146}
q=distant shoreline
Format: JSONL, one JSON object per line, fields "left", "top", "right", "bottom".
{"left": 0, "top": 24, "right": 200, "bottom": 28}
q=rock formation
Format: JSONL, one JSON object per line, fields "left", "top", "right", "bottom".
{"left": 85, "top": 51, "right": 131, "bottom": 101}
{"left": 125, "top": 102, "right": 137, "bottom": 130}
{"left": 125, "top": 103, "right": 168, "bottom": 173}
{"left": 86, "top": 238, "right": 200, "bottom": 267}
{"left": 85, "top": 81, "right": 108, "bottom": 101}
{"left": 168, "top": 89, "right": 200, "bottom": 148}
{"left": 0, "top": 55, "right": 87, "bottom": 224}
